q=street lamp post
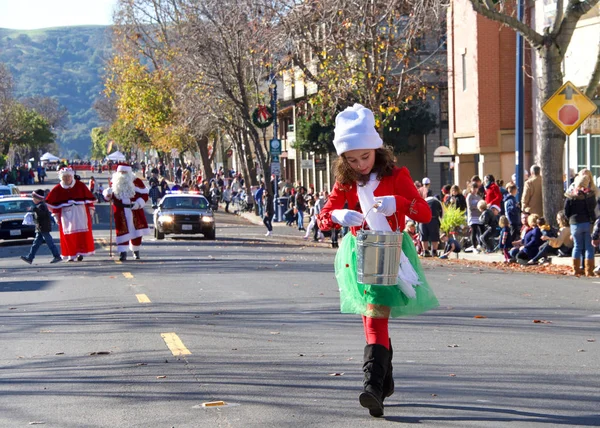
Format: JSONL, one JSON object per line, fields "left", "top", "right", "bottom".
{"left": 269, "top": 72, "right": 280, "bottom": 222}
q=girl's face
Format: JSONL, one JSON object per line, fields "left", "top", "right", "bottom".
{"left": 408, "top": 225, "right": 415, "bottom": 233}
{"left": 344, "top": 149, "right": 376, "bottom": 176}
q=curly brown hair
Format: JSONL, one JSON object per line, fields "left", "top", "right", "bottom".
{"left": 332, "top": 146, "right": 396, "bottom": 185}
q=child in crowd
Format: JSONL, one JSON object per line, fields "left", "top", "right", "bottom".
{"left": 498, "top": 215, "right": 512, "bottom": 263}
{"left": 529, "top": 212, "right": 573, "bottom": 264}
{"left": 20, "top": 189, "right": 62, "bottom": 265}
{"left": 438, "top": 233, "right": 461, "bottom": 259}
{"left": 405, "top": 221, "right": 423, "bottom": 255}
{"left": 478, "top": 201, "right": 500, "bottom": 253}
{"left": 511, "top": 214, "right": 543, "bottom": 264}
{"left": 303, "top": 198, "right": 324, "bottom": 241}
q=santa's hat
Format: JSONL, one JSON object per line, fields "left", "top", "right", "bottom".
{"left": 116, "top": 162, "right": 132, "bottom": 173}
{"left": 32, "top": 189, "right": 46, "bottom": 200}
{"left": 332, "top": 104, "right": 383, "bottom": 156}
{"left": 58, "top": 166, "right": 74, "bottom": 179}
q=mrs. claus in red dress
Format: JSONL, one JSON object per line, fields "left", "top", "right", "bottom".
{"left": 45, "top": 166, "right": 96, "bottom": 261}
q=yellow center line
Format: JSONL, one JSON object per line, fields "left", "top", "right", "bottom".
{"left": 136, "top": 294, "right": 151, "bottom": 303}
{"left": 161, "top": 332, "right": 192, "bottom": 356}
{"left": 123, "top": 272, "right": 134, "bottom": 279}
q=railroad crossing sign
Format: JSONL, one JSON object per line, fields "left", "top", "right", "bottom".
{"left": 542, "top": 81, "right": 597, "bottom": 136}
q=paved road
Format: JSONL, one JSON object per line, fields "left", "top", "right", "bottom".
{"left": 1, "top": 174, "right": 599, "bottom": 427}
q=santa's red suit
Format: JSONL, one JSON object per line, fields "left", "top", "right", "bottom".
{"left": 104, "top": 164, "right": 150, "bottom": 260}
{"left": 46, "top": 167, "right": 96, "bottom": 260}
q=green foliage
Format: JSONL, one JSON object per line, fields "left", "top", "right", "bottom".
{"left": 0, "top": 26, "right": 112, "bottom": 156}
{"left": 0, "top": 153, "right": 6, "bottom": 168}
{"left": 89, "top": 127, "right": 108, "bottom": 160}
{"left": 294, "top": 114, "right": 335, "bottom": 155}
{"left": 440, "top": 204, "right": 466, "bottom": 235}
{"left": 383, "top": 101, "right": 437, "bottom": 153}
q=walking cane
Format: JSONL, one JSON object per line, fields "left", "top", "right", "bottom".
{"left": 109, "top": 197, "right": 114, "bottom": 258}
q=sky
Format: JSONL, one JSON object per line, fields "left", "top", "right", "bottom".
{"left": 0, "top": 0, "right": 118, "bottom": 30}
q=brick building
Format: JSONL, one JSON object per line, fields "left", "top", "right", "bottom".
{"left": 447, "top": 0, "right": 533, "bottom": 187}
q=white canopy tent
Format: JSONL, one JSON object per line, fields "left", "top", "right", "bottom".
{"left": 105, "top": 151, "right": 126, "bottom": 162}
{"left": 40, "top": 152, "right": 61, "bottom": 162}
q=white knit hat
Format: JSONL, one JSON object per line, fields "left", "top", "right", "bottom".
{"left": 333, "top": 104, "right": 383, "bottom": 155}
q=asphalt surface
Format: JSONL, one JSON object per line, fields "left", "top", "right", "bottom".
{"left": 0, "top": 172, "right": 599, "bottom": 427}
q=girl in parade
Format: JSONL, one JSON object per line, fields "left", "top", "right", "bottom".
{"left": 317, "top": 104, "right": 439, "bottom": 418}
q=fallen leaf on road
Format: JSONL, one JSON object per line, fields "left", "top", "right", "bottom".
{"left": 532, "top": 320, "right": 552, "bottom": 324}
{"left": 329, "top": 372, "right": 344, "bottom": 376}
{"left": 270, "top": 331, "right": 280, "bottom": 335}
{"left": 88, "top": 351, "right": 111, "bottom": 356}
{"left": 136, "top": 363, "right": 147, "bottom": 366}
{"left": 156, "top": 375, "right": 167, "bottom": 379}
{"left": 28, "top": 422, "right": 45, "bottom": 425}
{"left": 447, "top": 344, "right": 459, "bottom": 348}
{"left": 449, "top": 374, "right": 456, "bottom": 377}
{"left": 587, "top": 339, "right": 596, "bottom": 342}
{"left": 431, "top": 394, "right": 437, "bottom": 397}
{"left": 55, "top": 352, "right": 64, "bottom": 355}
{"left": 9, "top": 307, "right": 16, "bottom": 310}
{"left": 578, "top": 349, "right": 586, "bottom": 352}
{"left": 281, "top": 258, "right": 286, "bottom": 262}
{"left": 474, "top": 315, "right": 487, "bottom": 319}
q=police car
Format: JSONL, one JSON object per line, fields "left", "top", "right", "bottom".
{"left": 0, "top": 184, "right": 20, "bottom": 196}
{"left": 0, "top": 195, "right": 36, "bottom": 241}
{"left": 153, "top": 192, "right": 216, "bottom": 240}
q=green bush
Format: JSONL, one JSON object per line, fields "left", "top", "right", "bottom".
{"left": 440, "top": 204, "right": 466, "bottom": 234}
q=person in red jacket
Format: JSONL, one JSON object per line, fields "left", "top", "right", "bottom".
{"left": 317, "top": 104, "right": 439, "bottom": 418}
{"left": 103, "top": 163, "right": 150, "bottom": 261}
{"left": 484, "top": 174, "right": 503, "bottom": 209}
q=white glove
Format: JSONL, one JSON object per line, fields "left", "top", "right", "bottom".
{"left": 373, "top": 196, "right": 396, "bottom": 216}
{"left": 103, "top": 188, "right": 113, "bottom": 200}
{"left": 131, "top": 200, "right": 142, "bottom": 210}
{"left": 331, "top": 209, "right": 364, "bottom": 227}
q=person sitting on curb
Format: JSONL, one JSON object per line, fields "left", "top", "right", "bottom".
{"left": 438, "top": 233, "right": 461, "bottom": 259}
{"left": 405, "top": 221, "right": 423, "bottom": 256}
{"left": 528, "top": 211, "right": 572, "bottom": 265}
{"left": 511, "top": 214, "right": 543, "bottom": 264}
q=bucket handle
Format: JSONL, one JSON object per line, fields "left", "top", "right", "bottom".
{"left": 360, "top": 203, "right": 400, "bottom": 233}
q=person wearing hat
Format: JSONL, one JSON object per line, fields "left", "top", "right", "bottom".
{"left": 20, "top": 189, "right": 62, "bottom": 264}
{"left": 45, "top": 166, "right": 97, "bottom": 261}
{"left": 103, "top": 162, "right": 150, "bottom": 261}
{"left": 317, "top": 104, "right": 439, "bottom": 418}
{"left": 419, "top": 177, "right": 432, "bottom": 199}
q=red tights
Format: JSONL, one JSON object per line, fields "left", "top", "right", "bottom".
{"left": 362, "top": 315, "right": 389, "bottom": 349}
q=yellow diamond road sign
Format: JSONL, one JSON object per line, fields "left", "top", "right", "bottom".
{"left": 542, "top": 81, "right": 597, "bottom": 136}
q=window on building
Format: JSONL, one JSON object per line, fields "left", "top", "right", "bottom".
{"left": 461, "top": 53, "right": 467, "bottom": 91}
{"left": 439, "top": 87, "right": 448, "bottom": 122}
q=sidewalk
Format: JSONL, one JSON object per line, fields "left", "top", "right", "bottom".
{"left": 231, "top": 207, "right": 582, "bottom": 267}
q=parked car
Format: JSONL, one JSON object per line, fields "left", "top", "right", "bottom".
{"left": 153, "top": 192, "right": 216, "bottom": 240}
{"left": 0, "top": 184, "right": 20, "bottom": 196}
{"left": 0, "top": 196, "right": 36, "bottom": 241}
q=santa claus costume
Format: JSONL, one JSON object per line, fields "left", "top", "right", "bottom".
{"left": 45, "top": 166, "right": 97, "bottom": 261}
{"left": 317, "top": 104, "right": 438, "bottom": 418}
{"left": 103, "top": 163, "right": 150, "bottom": 261}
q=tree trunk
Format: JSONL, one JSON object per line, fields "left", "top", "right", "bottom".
{"left": 196, "top": 134, "right": 214, "bottom": 183}
{"left": 538, "top": 45, "right": 566, "bottom": 226}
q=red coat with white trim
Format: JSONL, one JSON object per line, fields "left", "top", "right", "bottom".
{"left": 105, "top": 177, "right": 150, "bottom": 243}
{"left": 317, "top": 166, "right": 432, "bottom": 235}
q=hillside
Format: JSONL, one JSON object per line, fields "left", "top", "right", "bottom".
{"left": 0, "top": 26, "right": 112, "bottom": 157}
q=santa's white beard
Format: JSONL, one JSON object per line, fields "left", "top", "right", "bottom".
{"left": 112, "top": 172, "right": 136, "bottom": 200}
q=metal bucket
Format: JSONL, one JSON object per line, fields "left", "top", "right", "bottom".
{"left": 356, "top": 227, "right": 403, "bottom": 286}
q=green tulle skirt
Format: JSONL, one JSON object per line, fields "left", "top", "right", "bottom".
{"left": 334, "top": 231, "right": 439, "bottom": 318}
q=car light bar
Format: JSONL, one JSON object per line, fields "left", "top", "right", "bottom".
{"left": 165, "top": 190, "right": 201, "bottom": 195}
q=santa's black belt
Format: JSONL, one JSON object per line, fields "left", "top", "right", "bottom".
{"left": 121, "top": 204, "right": 133, "bottom": 208}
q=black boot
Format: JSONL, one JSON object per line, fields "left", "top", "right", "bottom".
{"left": 119, "top": 252, "right": 127, "bottom": 261}
{"left": 359, "top": 344, "right": 390, "bottom": 417}
{"left": 133, "top": 251, "right": 140, "bottom": 260}
{"left": 381, "top": 339, "right": 394, "bottom": 402}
